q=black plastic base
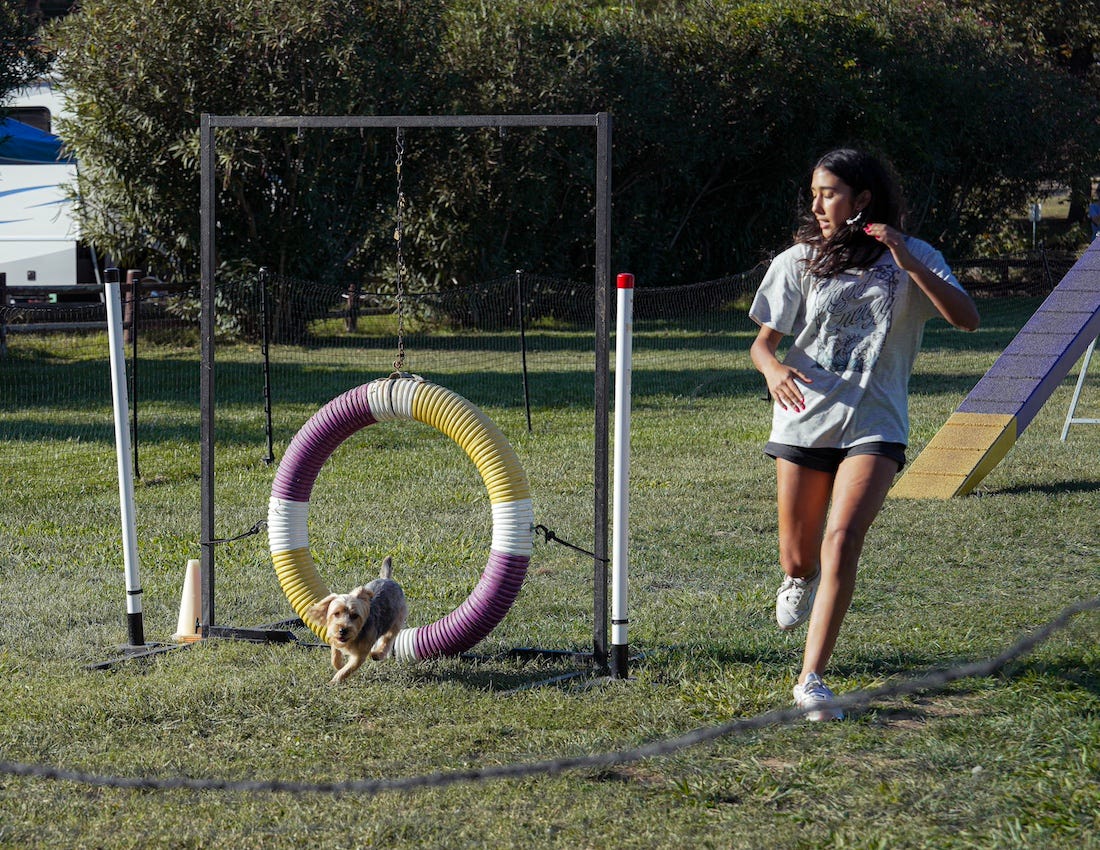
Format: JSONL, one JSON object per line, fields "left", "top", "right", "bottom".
{"left": 611, "top": 644, "right": 630, "bottom": 679}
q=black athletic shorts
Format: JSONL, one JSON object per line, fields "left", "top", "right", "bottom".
{"left": 764, "top": 441, "right": 906, "bottom": 474}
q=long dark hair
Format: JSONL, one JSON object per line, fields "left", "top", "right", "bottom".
{"left": 796, "top": 148, "right": 905, "bottom": 279}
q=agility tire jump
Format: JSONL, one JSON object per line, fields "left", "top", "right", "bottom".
{"left": 267, "top": 375, "right": 533, "bottom": 660}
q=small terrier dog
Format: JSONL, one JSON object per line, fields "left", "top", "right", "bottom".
{"left": 307, "top": 556, "right": 408, "bottom": 684}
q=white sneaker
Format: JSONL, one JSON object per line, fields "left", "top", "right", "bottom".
{"left": 775, "top": 570, "right": 819, "bottom": 630}
{"left": 793, "top": 673, "right": 844, "bottom": 721}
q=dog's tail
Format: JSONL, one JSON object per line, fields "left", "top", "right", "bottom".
{"left": 379, "top": 555, "right": 393, "bottom": 580}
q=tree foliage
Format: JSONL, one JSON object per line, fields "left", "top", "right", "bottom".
{"left": 49, "top": 1, "right": 446, "bottom": 270}
{"left": 950, "top": 0, "right": 1100, "bottom": 220}
{"left": 45, "top": 0, "right": 1100, "bottom": 326}
{"left": 0, "top": 0, "right": 52, "bottom": 107}
{"left": 952, "top": 0, "right": 1100, "bottom": 81}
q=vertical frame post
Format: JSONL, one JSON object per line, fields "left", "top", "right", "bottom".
{"left": 125, "top": 268, "right": 142, "bottom": 480}
{"left": 592, "top": 111, "right": 612, "bottom": 673}
{"left": 515, "top": 268, "right": 533, "bottom": 433}
{"left": 260, "top": 267, "right": 275, "bottom": 465}
{"left": 0, "top": 272, "right": 7, "bottom": 357}
{"left": 199, "top": 113, "right": 217, "bottom": 636}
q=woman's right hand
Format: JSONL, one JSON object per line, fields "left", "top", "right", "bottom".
{"left": 751, "top": 324, "right": 811, "bottom": 412}
{"left": 764, "top": 362, "right": 811, "bottom": 412}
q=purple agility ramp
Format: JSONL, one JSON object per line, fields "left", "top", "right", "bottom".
{"left": 891, "top": 239, "right": 1100, "bottom": 499}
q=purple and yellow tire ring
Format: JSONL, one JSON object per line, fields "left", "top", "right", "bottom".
{"left": 267, "top": 375, "right": 533, "bottom": 659}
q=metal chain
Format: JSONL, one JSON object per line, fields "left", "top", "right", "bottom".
{"left": 393, "top": 127, "right": 406, "bottom": 372}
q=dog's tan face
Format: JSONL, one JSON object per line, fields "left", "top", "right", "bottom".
{"left": 315, "top": 588, "right": 374, "bottom": 647}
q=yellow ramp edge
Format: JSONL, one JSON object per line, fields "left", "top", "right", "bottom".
{"left": 889, "top": 413, "right": 1017, "bottom": 499}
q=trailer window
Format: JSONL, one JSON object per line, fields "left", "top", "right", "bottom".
{"left": 9, "top": 107, "right": 51, "bottom": 134}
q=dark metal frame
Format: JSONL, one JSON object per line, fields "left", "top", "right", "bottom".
{"left": 199, "top": 113, "right": 613, "bottom": 671}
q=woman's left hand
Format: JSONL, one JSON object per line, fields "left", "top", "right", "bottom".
{"left": 862, "top": 223, "right": 916, "bottom": 271}
{"left": 863, "top": 222, "right": 981, "bottom": 331}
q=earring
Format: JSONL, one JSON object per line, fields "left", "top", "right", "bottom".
{"left": 845, "top": 209, "right": 865, "bottom": 226}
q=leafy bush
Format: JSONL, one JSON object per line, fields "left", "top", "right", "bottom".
{"left": 46, "top": 0, "right": 1100, "bottom": 332}
{"left": 0, "top": 0, "right": 51, "bottom": 104}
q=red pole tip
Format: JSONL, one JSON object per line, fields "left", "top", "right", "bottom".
{"left": 617, "top": 273, "right": 635, "bottom": 289}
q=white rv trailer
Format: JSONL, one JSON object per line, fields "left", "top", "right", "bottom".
{"left": 0, "top": 79, "right": 97, "bottom": 290}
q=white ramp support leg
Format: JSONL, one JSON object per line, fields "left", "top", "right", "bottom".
{"left": 105, "top": 267, "right": 146, "bottom": 648}
{"left": 611, "top": 272, "right": 634, "bottom": 679}
{"left": 1060, "top": 335, "right": 1098, "bottom": 441}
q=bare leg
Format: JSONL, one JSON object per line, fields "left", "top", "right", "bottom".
{"left": 799, "top": 454, "right": 897, "bottom": 682}
{"left": 776, "top": 458, "right": 834, "bottom": 580}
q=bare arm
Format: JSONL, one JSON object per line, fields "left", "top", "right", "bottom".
{"left": 864, "top": 224, "right": 980, "bottom": 331}
{"left": 750, "top": 323, "right": 811, "bottom": 412}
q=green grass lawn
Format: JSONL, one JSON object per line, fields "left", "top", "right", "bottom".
{"left": 0, "top": 308, "right": 1097, "bottom": 849}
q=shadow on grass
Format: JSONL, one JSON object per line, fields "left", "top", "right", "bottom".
{"left": 862, "top": 692, "right": 982, "bottom": 727}
{"left": 979, "top": 479, "right": 1100, "bottom": 497}
{"left": 651, "top": 633, "right": 1099, "bottom": 689}
{"left": 1005, "top": 652, "right": 1100, "bottom": 698}
{"left": 868, "top": 650, "right": 1100, "bottom": 726}
{"left": 358, "top": 653, "right": 604, "bottom": 694}
{"left": 2, "top": 357, "right": 768, "bottom": 448}
{"left": 907, "top": 371, "right": 988, "bottom": 396}
{"left": 920, "top": 317, "right": 1037, "bottom": 353}
{"left": 257, "top": 624, "right": 605, "bottom": 694}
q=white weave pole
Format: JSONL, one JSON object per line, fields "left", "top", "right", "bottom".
{"left": 611, "top": 272, "right": 634, "bottom": 679}
{"left": 104, "top": 268, "right": 146, "bottom": 647}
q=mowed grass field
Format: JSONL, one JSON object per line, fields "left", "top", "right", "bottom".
{"left": 0, "top": 300, "right": 1097, "bottom": 849}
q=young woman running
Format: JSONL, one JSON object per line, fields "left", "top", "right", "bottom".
{"left": 749, "top": 148, "right": 980, "bottom": 720}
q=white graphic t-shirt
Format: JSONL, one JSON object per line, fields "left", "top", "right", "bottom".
{"left": 749, "top": 238, "right": 963, "bottom": 448}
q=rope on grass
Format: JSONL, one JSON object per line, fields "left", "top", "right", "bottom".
{"left": 2, "top": 594, "right": 1096, "bottom": 796}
